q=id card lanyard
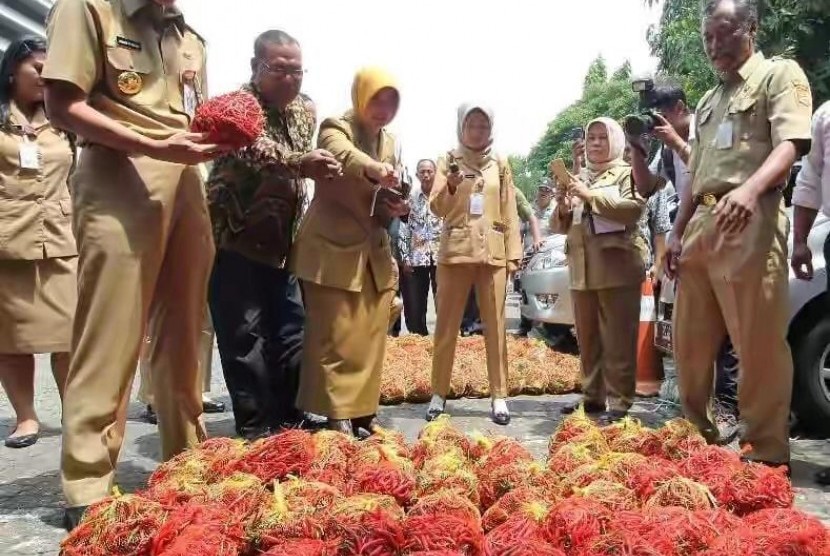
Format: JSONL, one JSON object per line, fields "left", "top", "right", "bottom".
{"left": 19, "top": 130, "right": 41, "bottom": 171}
{"left": 469, "top": 177, "right": 485, "bottom": 217}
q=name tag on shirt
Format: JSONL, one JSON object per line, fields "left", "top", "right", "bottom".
{"left": 19, "top": 142, "right": 40, "bottom": 170}
{"left": 469, "top": 193, "right": 484, "bottom": 216}
{"left": 183, "top": 83, "right": 198, "bottom": 118}
{"left": 715, "top": 120, "right": 734, "bottom": 150}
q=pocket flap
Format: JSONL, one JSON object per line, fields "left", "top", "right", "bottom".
{"left": 59, "top": 198, "right": 72, "bottom": 216}
{"left": 729, "top": 95, "right": 757, "bottom": 114}
{"left": 105, "top": 46, "right": 153, "bottom": 74}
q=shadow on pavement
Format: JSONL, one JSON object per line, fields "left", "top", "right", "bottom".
{"left": 0, "top": 461, "right": 153, "bottom": 529}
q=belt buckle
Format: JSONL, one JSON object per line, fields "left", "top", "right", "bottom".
{"left": 701, "top": 193, "right": 717, "bottom": 207}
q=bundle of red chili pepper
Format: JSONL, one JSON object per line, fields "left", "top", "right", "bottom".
{"left": 191, "top": 90, "right": 265, "bottom": 149}
{"left": 61, "top": 413, "right": 829, "bottom": 556}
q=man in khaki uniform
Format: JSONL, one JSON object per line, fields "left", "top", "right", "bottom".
{"left": 43, "top": 0, "right": 225, "bottom": 529}
{"left": 666, "top": 0, "right": 813, "bottom": 466}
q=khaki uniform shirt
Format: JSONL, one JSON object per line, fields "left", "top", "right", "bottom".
{"left": 0, "top": 104, "right": 76, "bottom": 260}
{"left": 430, "top": 150, "right": 522, "bottom": 267}
{"left": 690, "top": 52, "right": 813, "bottom": 197}
{"left": 551, "top": 166, "right": 645, "bottom": 290}
{"left": 43, "top": 0, "right": 207, "bottom": 139}
{"left": 290, "top": 113, "right": 398, "bottom": 293}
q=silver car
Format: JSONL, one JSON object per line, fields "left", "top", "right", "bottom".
{"left": 519, "top": 234, "right": 574, "bottom": 327}
{"left": 655, "top": 208, "right": 830, "bottom": 434}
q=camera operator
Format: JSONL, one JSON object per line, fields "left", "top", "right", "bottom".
{"left": 625, "top": 83, "right": 693, "bottom": 202}
{"left": 625, "top": 81, "right": 740, "bottom": 426}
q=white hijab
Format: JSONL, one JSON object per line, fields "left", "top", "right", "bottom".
{"left": 584, "top": 117, "right": 628, "bottom": 179}
{"left": 456, "top": 103, "right": 495, "bottom": 169}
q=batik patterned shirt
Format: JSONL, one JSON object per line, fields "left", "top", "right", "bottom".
{"left": 207, "top": 84, "right": 314, "bottom": 268}
{"left": 400, "top": 189, "right": 443, "bottom": 267}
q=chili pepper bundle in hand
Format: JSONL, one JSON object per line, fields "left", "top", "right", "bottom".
{"left": 192, "top": 90, "right": 265, "bottom": 150}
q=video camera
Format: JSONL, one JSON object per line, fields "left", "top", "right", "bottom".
{"left": 623, "top": 77, "right": 658, "bottom": 136}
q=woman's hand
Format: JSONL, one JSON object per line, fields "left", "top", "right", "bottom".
{"left": 447, "top": 169, "right": 464, "bottom": 195}
{"left": 367, "top": 162, "right": 400, "bottom": 188}
{"left": 568, "top": 178, "right": 592, "bottom": 203}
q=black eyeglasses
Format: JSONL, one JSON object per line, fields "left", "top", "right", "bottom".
{"left": 259, "top": 61, "right": 307, "bottom": 78}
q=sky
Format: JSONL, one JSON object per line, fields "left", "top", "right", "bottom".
{"left": 178, "top": 0, "right": 663, "bottom": 166}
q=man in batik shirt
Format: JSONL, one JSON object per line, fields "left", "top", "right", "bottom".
{"left": 207, "top": 30, "right": 340, "bottom": 439}
{"left": 399, "top": 159, "right": 444, "bottom": 335}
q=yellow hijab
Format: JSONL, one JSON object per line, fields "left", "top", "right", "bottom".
{"left": 351, "top": 66, "right": 399, "bottom": 122}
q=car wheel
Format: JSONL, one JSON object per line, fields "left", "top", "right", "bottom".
{"left": 792, "top": 315, "right": 830, "bottom": 436}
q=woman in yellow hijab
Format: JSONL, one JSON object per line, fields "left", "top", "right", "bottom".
{"left": 550, "top": 117, "right": 645, "bottom": 424}
{"left": 291, "top": 67, "right": 408, "bottom": 437}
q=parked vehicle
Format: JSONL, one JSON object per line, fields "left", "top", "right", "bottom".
{"left": 519, "top": 234, "right": 574, "bottom": 328}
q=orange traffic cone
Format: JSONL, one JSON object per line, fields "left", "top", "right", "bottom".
{"left": 636, "top": 279, "right": 663, "bottom": 397}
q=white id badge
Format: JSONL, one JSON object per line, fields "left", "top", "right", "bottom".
{"left": 469, "top": 193, "right": 484, "bottom": 216}
{"left": 573, "top": 203, "right": 583, "bottom": 225}
{"left": 19, "top": 142, "right": 40, "bottom": 170}
{"left": 183, "top": 83, "right": 198, "bottom": 118}
{"left": 715, "top": 120, "right": 734, "bottom": 150}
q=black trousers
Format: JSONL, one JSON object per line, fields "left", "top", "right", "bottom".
{"left": 209, "top": 249, "right": 304, "bottom": 439}
{"left": 715, "top": 339, "right": 739, "bottom": 415}
{"left": 406, "top": 265, "right": 437, "bottom": 336}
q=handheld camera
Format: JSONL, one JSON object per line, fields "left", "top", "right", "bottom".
{"left": 623, "top": 77, "right": 658, "bottom": 136}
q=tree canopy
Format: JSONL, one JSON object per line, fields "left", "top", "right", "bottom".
{"left": 512, "top": 0, "right": 830, "bottom": 183}
{"left": 646, "top": 0, "right": 830, "bottom": 106}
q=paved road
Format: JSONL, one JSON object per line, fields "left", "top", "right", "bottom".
{"left": 2, "top": 295, "right": 829, "bottom": 554}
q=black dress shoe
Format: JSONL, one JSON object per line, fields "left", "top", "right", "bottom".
{"left": 560, "top": 401, "right": 605, "bottom": 415}
{"left": 5, "top": 433, "right": 39, "bottom": 449}
{"left": 425, "top": 402, "right": 446, "bottom": 422}
{"left": 491, "top": 409, "right": 511, "bottom": 426}
{"left": 202, "top": 399, "right": 225, "bottom": 414}
{"left": 328, "top": 419, "right": 354, "bottom": 437}
{"left": 63, "top": 505, "right": 89, "bottom": 532}
{"left": 141, "top": 405, "right": 158, "bottom": 425}
{"left": 352, "top": 415, "right": 382, "bottom": 439}
{"left": 598, "top": 410, "right": 628, "bottom": 425}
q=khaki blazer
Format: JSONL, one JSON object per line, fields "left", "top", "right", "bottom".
{"left": 551, "top": 165, "right": 645, "bottom": 290}
{"left": 430, "top": 150, "right": 522, "bottom": 267}
{"left": 0, "top": 104, "right": 76, "bottom": 260}
{"left": 291, "top": 113, "right": 397, "bottom": 293}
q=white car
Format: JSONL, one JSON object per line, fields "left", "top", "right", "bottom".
{"left": 655, "top": 208, "right": 830, "bottom": 434}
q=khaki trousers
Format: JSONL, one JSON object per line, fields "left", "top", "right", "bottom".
{"left": 61, "top": 147, "right": 213, "bottom": 507}
{"left": 138, "top": 308, "right": 214, "bottom": 405}
{"left": 432, "top": 263, "right": 508, "bottom": 398}
{"left": 572, "top": 286, "right": 641, "bottom": 412}
{"left": 674, "top": 199, "right": 791, "bottom": 463}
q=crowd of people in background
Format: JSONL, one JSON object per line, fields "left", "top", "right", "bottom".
{"left": 2, "top": 0, "right": 830, "bottom": 535}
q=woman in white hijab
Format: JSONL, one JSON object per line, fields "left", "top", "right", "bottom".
{"left": 551, "top": 117, "right": 646, "bottom": 423}
{"left": 427, "top": 103, "right": 522, "bottom": 425}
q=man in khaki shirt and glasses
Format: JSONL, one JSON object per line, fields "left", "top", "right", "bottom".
{"left": 665, "top": 0, "right": 812, "bottom": 469}
{"left": 43, "top": 0, "right": 228, "bottom": 530}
